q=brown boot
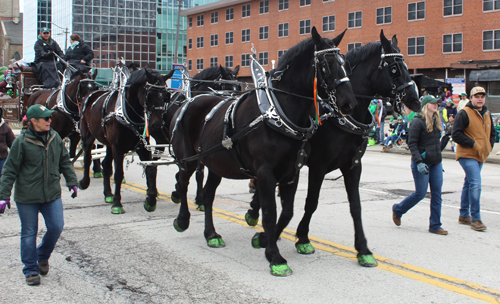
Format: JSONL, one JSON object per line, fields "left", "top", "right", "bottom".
{"left": 38, "top": 261, "right": 49, "bottom": 276}
{"left": 388, "top": 144, "right": 393, "bottom": 149}
{"left": 471, "top": 220, "right": 486, "bottom": 231}
{"left": 458, "top": 216, "right": 472, "bottom": 225}
{"left": 382, "top": 146, "right": 388, "bottom": 152}
{"left": 392, "top": 204, "right": 401, "bottom": 226}
{"left": 429, "top": 228, "right": 448, "bottom": 235}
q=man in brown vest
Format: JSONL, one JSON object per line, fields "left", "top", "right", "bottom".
{"left": 452, "top": 86, "right": 495, "bottom": 231}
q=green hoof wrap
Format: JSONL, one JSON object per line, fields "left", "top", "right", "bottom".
{"left": 245, "top": 212, "right": 258, "bottom": 226}
{"left": 358, "top": 254, "right": 378, "bottom": 267}
{"left": 144, "top": 201, "right": 156, "bottom": 212}
{"left": 295, "top": 243, "right": 315, "bottom": 254}
{"left": 196, "top": 205, "right": 205, "bottom": 212}
{"left": 93, "top": 172, "right": 103, "bottom": 178}
{"left": 270, "top": 264, "right": 293, "bottom": 276}
{"left": 111, "top": 207, "right": 125, "bottom": 214}
{"left": 122, "top": 179, "right": 126, "bottom": 183}
{"left": 251, "top": 233, "right": 261, "bottom": 249}
{"left": 207, "top": 238, "right": 226, "bottom": 248}
{"left": 105, "top": 196, "right": 113, "bottom": 203}
{"left": 171, "top": 194, "right": 180, "bottom": 204}
{"left": 173, "top": 219, "right": 185, "bottom": 232}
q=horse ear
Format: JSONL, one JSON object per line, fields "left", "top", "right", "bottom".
{"left": 91, "top": 69, "right": 98, "bottom": 80}
{"left": 164, "top": 69, "right": 175, "bottom": 80}
{"left": 311, "top": 26, "right": 322, "bottom": 46}
{"left": 332, "top": 29, "right": 347, "bottom": 47}
{"left": 233, "top": 65, "right": 240, "bottom": 76}
{"left": 380, "top": 30, "right": 392, "bottom": 53}
{"left": 391, "top": 35, "right": 398, "bottom": 49}
{"left": 219, "top": 65, "right": 230, "bottom": 78}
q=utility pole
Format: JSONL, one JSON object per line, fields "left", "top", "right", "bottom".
{"left": 52, "top": 23, "right": 70, "bottom": 50}
{"left": 173, "top": 0, "right": 183, "bottom": 64}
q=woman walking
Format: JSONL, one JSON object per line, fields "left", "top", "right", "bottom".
{"left": 392, "top": 95, "right": 448, "bottom": 235}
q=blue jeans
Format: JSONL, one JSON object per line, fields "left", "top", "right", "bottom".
{"left": 393, "top": 160, "right": 444, "bottom": 231}
{"left": 384, "top": 134, "right": 398, "bottom": 146}
{"left": 16, "top": 198, "right": 64, "bottom": 277}
{"left": 458, "top": 158, "right": 483, "bottom": 221}
{"left": 0, "top": 158, "right": 6, "bottom": 182}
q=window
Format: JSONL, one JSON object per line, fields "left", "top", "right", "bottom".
{"left": 242, "top": 4, "right": 251, "bottom": 18}
{"left": 483, "top": 30, "right": 500, "bottom": 50}
{"left": 188, "top": 38, "right": 192, "bottom": 49}
{"left": 226, "top": 32, "right": 234, "bottom": 45}
{"left": 376, "top": 7, "right": 392, "bottom": 25}
{"left": 408, "top": 37, "right": 425, "bottom": 55}
{"left": 278, "top": 50, "right": 287, "bottom": 61}
{"left": 211, "top": 11, "right": 218, "bottom": 24}
{"left": 260, "top": 1, "right": 269, "bottom": 14}
{"left": 278, "top": 23, "right": 289, "bottom": 38}
{"left": 322, "top": 15, "right": 335, "bottom": 32}
{"left": 443, "top": 33, "right": 462, "bottom": 53}
{"left": 300, "top": 0, "right": 311, "bottom": 6}
{"left": 488, "top": 81, "right": 500, "bottom": 96}
{"left": 347, "top": 43, "right": 362, "bottom": 51}
{"left": 259, "top": 52, "right": 269, "bottom": 66}
{"left": 188, "top": 59, "right": 192, "bottom": 71}
{"left": 259, "top": 26, "right": 269, "bottom": 40}
{"left": 197, "top": 15, "right": 204, "bottom": 26}
{"left": 210, "top": 57, "right": 218, "bottom": 67}
{"left": 348, "top": 11, "right": 362, "bottom": 28}
{"left": 408, "top": 2, "right": 425, "bottom": 20}
{"left": 279, "top": 0, "right": 289, "bottom": 11}
{"left": 196, "top": 58, "right": 204, "bottom": 70}
{"left": 444, "top": 0, "right": 462, "bottom": 16}
{"left": 226, "top": 8, "right": 234, "bottom": 21}
{"left": 241, "top": 54, "right": 251, "bottom": 67}
{"left": 211, "top": 34, "right": 218, "bottom": 47}
{"left": 242, "top": 29, "right": 251, "bottom": 42}
{"left": 197, "top": 36, "right": 204, "bottom": 48}
{"left": 225, "top": 55, "right": 234, "bottom": 68}
{"left": 299, "top": 19, "right": 311, "bottom": 35}
{"left": 189, "top": 17, "right": 192, "bottom": 28}
{"left": 484, "top": 0, "right": 500, "bottom": 11}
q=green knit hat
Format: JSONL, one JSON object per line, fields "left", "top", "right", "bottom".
{"left": 421, "top": 95, "right": 439, "bottom": 107}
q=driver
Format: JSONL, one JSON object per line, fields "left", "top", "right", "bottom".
{"left": 32, "top": 27, "right": 64, "bottom": 88}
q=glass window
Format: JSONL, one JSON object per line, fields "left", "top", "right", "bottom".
{"left": 278, "top": 50, "right": 287, "bottom": 61}
{"left": 197, "top": 15, "right": 204, "bottom": 26}
{"left": 241, "top": 54, "right": 251, "bottom": 67}
{"left": 347, "top": 43, "right": 362, "bottom": 51}
{"left": 408, "top": 37, "right": 425, "bottom": 55}
{"left": 443, "top": 33, "right": 462, "bottom": 53}
{"left": 211, "top": 34, "right": 218, "bottom": 46}
{"left": 225, "top": 55, "right": 234, "bottom": 68}
{"left": 322, "top": 15, "right": 335, "bottom": 32}
{"left": 279, "top": 0, "right": 289, "bottom": 11}
{"left": 408, "top": 2, "right": 425, "bottom": 20}
{"left": 242, "top": 29, "right": 250, "bottom": 42}
{"left": 188, "top": 38, "right": 192, "bottom": 49}
{"left": 348, "top": 11, "right": 362, "bottom": 28}
{"left": 483, "top": 0, "right": 500, "bottom": 11}
{"left": 196, "top": 58, "right": 204, "bottom": 70}
{"left": 226, "top": 31, "right": 234, "bottom": 44}
{"left": 242, "top": 4, "right": 251, "bottom": 18}
{"left": 444, "top": 0, "right": 463, "bottom": 16}
{"left": 189, "top": 17, "right": 192, "bottom": 28}
{"left": 260, "top": 1, "right": 269, "bottom": 14}
{"left": 259, "top": 26, "right": 269, "bottom": 40}
{"left": 211, "top": 11, "right": 218, "bottom": 24}
{"left": 259, "top": 52, "right": 269, "bottom": 66}
{"left": 300, "top": 0, "right": 311, "bottom": 6}
{"left": 226, "top": 8, "right": 234, "bottom": 21}
{"left": 483, "top": 30, "right": 500, "bottom": 50}
{"left": 278, "top": 23, "right": 289, "bottom": 38}
{"left": 210, "top": 57, "right": 218, "bottom": 67}
{"left": 188, "top": 59, "right": 192, "bottom": 70}
{"left": 299, "top": 19, "right": 311, "bottom": 35}
{"left": 197, "top": 36, "right": 204, "bottom": 48}
{"left": 376, "top": 7, "right": 392, "bottom": 24}
{"left": 488, "top": 81, "right": 500, "bottom": 96}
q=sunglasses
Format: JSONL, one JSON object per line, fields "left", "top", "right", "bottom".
{"left": 42, "top": 32, "right": 50, "bottom": 34}
{"left": 39, "top": 116, "right": 52, "bottom": 121}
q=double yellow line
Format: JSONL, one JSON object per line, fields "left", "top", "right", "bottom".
{"left": 85, "top": 172, "right": 500, "bottom": 303}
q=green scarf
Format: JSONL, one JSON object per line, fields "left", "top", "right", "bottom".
{"left": 70, "top": 41, "right": 79, "bottom": 50}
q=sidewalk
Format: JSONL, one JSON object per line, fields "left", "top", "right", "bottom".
{"left": 366, "top": 142, "right": 500, "bottom": 164}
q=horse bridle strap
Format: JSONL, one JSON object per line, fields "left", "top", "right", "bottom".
{"left": 319, "top": 102, "right": 376, "bottom": 137}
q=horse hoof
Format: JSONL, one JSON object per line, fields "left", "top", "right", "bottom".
{"left": 144, "top": 199, "right": 156, "bottom": 212}
{"left": 171, "top": 192, "right": 180, "bottom": 204}
{"left": 122, "top": 179, "right": 126, "bottom": 184}
{"left": 245, "top": 212, "right": 258, "bottom": 226}
{"left": 270, "top": 264, "right": 293, "bottom": 277}
{"left": 93, "top": 172, "right": 103, "bottom": 178}
{"left": 196, "top": 205, "right": 205, "bottom": 212}
{"left": 295, "top": 242, "right": 315, "bottom": 254}
{"left": 207, "top": 237, "right": 226, "bottom": 248}
{"left": 173, "top": 219, "right": 186, "bottom": 232}
{"left": 78, "top": 180, "right": 89, "bottom": 190}
{"left": 251, "top": 233, "right": 261, "bottom": 249}
{"left": 111, "top": 207, "right": 125, "bottom": 214}
{"left": 105, "top": 196, "right": 114, "bottom": 203}
{"left": 358, "top": 254, "right": 378, "bottom": 267}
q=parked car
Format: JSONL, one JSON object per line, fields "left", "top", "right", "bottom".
{"left": 385, "top": 101, "right": 394, "bottom": 116}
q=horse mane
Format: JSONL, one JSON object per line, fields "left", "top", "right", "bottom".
{"left": 192, "top": 66, "right": 220, "bottom": 81}
{"left": 277, "top": 38, "right": 317, "bottom": 70}
{"left": 345, "top": 42, "right": 383, "bottom": 68}
{"left": 126, "top": 68, "right": 160, "bottom": 87}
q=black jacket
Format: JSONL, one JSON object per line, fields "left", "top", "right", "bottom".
{"left": 34, "top": 36, "right": 64, "bottom": 63}
{"left": 407, "top": 114, "right": 442, "bottom": 165}
{"left": 65, "top": 41, "right": 94, "bottom": 65}
{"left": 451, "top": 102, "right": 495, "bottom": 149}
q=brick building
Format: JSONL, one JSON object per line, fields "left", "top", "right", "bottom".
{"left": 181, "top": 0, "right": 500, "bottom": 112}
{"left": 0, "top": 0, "right": 22, "bottom": 66}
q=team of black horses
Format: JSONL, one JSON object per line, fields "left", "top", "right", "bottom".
{"left": 32, "top": 28, "right": 420, "bottom": 276}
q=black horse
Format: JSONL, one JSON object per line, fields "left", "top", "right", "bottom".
{"left": 169, "top": 27, "right": 357, "bottom": 276}
{"left": 79, "top": 68, "right": 174, "bottom": 214}
{"left": 245, "top": 30, "right": 421, "bottom": 267}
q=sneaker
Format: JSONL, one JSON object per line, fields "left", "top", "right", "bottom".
{"left": 471, "top": 220, "right": 486, "bottom": 231}
{"left": 392, "top": 204, "right": 401, "bottom": 226}
{"left": 26, "top": 274, "right": 41, "bottom": 286}
{"left": 429, "top": 228, "right": 448, "bottom": 235}
{"left": 458, "top": 216, "right": 472, "bottom": 225}
{"left": 38, "top": 261, "right": 49, "bottom": 276}
{"left": 382, "top": 146, "right": 388, "bottom": 152}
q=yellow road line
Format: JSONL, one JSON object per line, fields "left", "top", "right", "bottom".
{"left": 79, "top": 172, "right": 500, "bottom": 303}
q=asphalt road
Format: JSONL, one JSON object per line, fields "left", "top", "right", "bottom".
{"left": 1, "top": 148, "right": 499, "bottom": 303}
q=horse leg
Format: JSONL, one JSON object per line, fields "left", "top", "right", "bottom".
{"left": 295, "top": 168, "right": 327, "bottom": 255}
{"left": 202, "top": 170, "right": 224, "bottom": 247}
{"left": 341, "top": 164, "right": 377, "bottom": 267}
{"left": 110, "top": 146, "right": 125, "bottom": 214}
{"left": 78, "top": 139, "right": 94, "bottom": 190}
{"left": 93, "top": 144, "right": 103, "bottom": 178}
{"left": 245, "top": 189, "right": 260, "bottom": 226}
{"left": 173, "top": 163, "right": 197, "bottom": 232}
{"left": 194, "top": 162, "right": 205, "bottom": 211}
{"left": 69, "top": 132, "right": 80, "bottom": 158}
{"left": 102, "top": 147, "right": 114, "bottom": 204}
{"left": 136, "top": 148, "right": 157, "bottom": 212}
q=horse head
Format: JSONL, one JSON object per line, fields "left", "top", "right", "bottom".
{"left": 218, "top": 65, "right": 241, "bottom": 91}
{"left": 379, "top": 30, "right": 421, "bottom": 113}
{"left": 311, "top": 27, "right": 357, "bottom": 116}
{"left": 78, "top": 69, "right": 99, "bottom": 102}
{"left": 142, "top": 69, "right": 175, "bottom": 134}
